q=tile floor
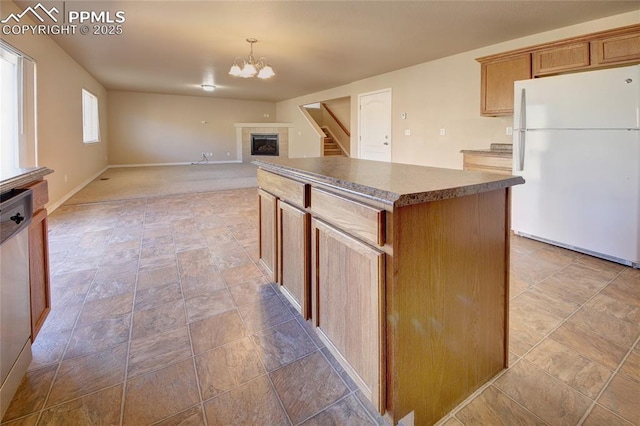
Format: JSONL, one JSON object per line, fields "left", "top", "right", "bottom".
{"left": 2, "top": 187, "right": 639, "bottom": 425}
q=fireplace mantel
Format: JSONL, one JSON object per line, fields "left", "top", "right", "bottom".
{"left": 234, "top": 122, "right": 294, "bottom": 128}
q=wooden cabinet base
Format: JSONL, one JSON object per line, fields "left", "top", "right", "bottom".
{"left": 462, "top": 152, "right": 512, "bottom": 175}
{"left": 312, "top": 218, "right": 385, "bottom": 412}
{"left": 258, "top": 189, "right": 277, "bottom": 281}
{"left": 29, "top": 208, "right": 51, "bottom": 341}
{"left": 277, "top": 200, "right": 310, "bottom": 318}
{"left": 386, "top": 189, "right": 510, "bottom": 424}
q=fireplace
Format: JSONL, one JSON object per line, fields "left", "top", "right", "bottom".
{"left": 251, "top": 134, "right": 279, "bottom": 156}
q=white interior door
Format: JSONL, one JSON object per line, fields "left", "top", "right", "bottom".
{"left": 358, "top": 89, "right": 391, "bottom": 162}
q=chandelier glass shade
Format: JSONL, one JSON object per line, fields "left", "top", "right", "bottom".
{"left": 229, "top": 38, "right": 275, "bottom": 79}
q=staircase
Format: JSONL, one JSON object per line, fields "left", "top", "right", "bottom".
{"left": 322, "top": 128, "right": 345, "bottom": 157}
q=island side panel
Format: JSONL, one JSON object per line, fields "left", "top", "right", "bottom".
{"left": 388, "top": 188, "right": 509, "bottom": 424}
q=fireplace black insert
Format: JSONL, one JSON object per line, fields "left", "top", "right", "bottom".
{"left": 251, "top": 133, "right": 279, "bottom": 156}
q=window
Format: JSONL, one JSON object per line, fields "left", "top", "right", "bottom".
{"left": 1, "top": 46, "right": 19, "bottom": 171}
{"left": 82, "top": 89, "right": 100, "bottom": 143}
{"left": 1, "top": 40, "right": 36, "bottom": 171}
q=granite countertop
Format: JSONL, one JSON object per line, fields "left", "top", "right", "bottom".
{"left": 460, "top": 143, "right": 513, "bottom": 158}
{"left": 0, "top": 167, "right": 54, "bottom": 195}
{"left": 460, "top": 149, "right": 512, "bottom": 157}
{"left": 253, "top": 157, "right": 524, "bottom": 207}
{"left": 460, "top": 143, "right": 513, "bottom": 157}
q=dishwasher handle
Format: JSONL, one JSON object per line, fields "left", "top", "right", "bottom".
{"left": 10, "top": 212, "right": 25, "bottom": 225}
{"left": 0, "top": 189, "right": 32, "bottom": 245}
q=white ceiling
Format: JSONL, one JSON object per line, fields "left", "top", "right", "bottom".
{"left": 13, "top": 0, "right": 640, "bottom": 102}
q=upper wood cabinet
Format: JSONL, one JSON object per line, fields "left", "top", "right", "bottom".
{"left": 593, "top": 31, "right": 640, "bottom": 66}
{"left": 477, "top": 24, "right": 640, "bottom": 116}
{"left": 479, "top": 53, "right": 531, "bottom": 116}
{"left": 533, "top": 42, "right": 590, "bottom": 76}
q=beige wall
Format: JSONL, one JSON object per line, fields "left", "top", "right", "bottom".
{"left": 304, "top": 105, "right": 324, "bottom": 124}
{"left": 108, "top": 91, "right": 275, "bottom": 165}
{"left": 2, "top": 1, "right": 109, "bottom": 210}
{"left": 2, "top": 0, "right": 638, "bottom": 210}
{"left": 277, "top": 10, "right": 640, "bottom": 169}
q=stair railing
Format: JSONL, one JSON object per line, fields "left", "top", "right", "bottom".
{"left": 321, "top": 103, "right": 350, "bottom": 137}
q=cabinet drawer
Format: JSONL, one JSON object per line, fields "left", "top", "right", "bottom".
{"left": 22, "top": 179, "right": 49, "bottom": 212}
{"left": 464, "top": 154, "right": 512, "bottom": 169}
{"left": 310, "top": 187, "right": 384, "bottom": 247}
{"left": 257, "top": 169, "right": 308, "bottom": 207}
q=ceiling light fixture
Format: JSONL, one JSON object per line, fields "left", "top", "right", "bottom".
{"left": 229, "top": 38, "right": 275, "bottom": 79}
{"left": 201, "top": 84, "right": 215, "bottom": 92}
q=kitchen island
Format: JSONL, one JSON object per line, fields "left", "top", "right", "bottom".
{"left": 254, "top": 157, "right": 523, "bottom": 425}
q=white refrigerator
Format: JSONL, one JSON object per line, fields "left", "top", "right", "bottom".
{"left": 512, "top": 64, "right": 640, "bottom": 268}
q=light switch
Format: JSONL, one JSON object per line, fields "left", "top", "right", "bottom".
{"left": 404, "top": 129, "right": 411, "bottom": 136}
{"left": 439, "top": 128, "right": 446, "bottom": 136}
{"left": 401, "top": 112, "right": 407, "bottom": 120}
{"left": 506, "top": 126, "right": 513, "bottom": 136}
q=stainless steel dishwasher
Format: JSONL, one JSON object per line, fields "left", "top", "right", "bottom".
{"left": 0, "top": 188, "right": 33, "bottom": 419}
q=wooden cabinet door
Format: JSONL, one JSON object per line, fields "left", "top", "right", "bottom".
{"left": 594, "top": 32, "right": 640, "bottom": 66}
{"left": 277, "top": 200, "right": 310, "bottom": 318}
{"left": 532, "top": 42, "right": 590, "bottom": 76}
{"left": 311, "top": 218, "right": 385, "bottom": 412}
{"left": 258, "top": 189, "right": 277, "bottom": 281}
{"left": 480, "top": 54, "right": 531, "bottom": 116}
{"left": 29, "top": 208, "right": 50, "bottom": 341}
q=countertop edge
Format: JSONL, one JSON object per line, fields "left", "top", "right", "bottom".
{"left": 460, "top": 149, "right": 513, "bottom": 157}
{"left": 253, "top": 160, "right": 524, "bottom": 208}
{"left": 0, "top": 167, "right": 54, "bottom": 195}
{"left": 254, "top": 160, "right": 400, "bottom": 206}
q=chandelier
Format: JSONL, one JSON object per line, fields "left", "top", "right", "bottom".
{"left": 228, "top": 38, "right": 275, "bottom": 79}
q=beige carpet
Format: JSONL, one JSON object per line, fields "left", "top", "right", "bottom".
{"left": 65, "top": 163, "right": 258, "bottom": 204}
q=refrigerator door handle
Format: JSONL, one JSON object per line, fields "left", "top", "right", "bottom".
{"left": 515, "top": 130, "right": 525, "bottom": 171}
{"left": 515, "top": 88, "right": 526, "bottom": 171}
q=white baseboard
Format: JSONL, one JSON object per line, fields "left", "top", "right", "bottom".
{"left": 47, "top": 166, "right": 109, "bottom": 213}
{"left": 109, "top": 160, "right": 242, "bottom": 168}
